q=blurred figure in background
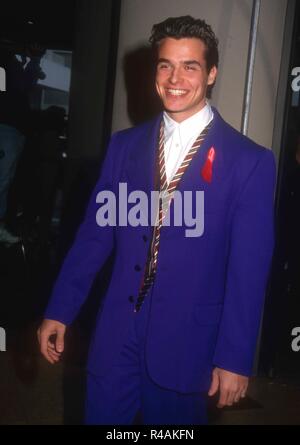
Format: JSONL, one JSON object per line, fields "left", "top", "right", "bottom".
{"left": 37, "top": 106, "right": 66, "bottom": 248}
{"left": 0, "top": 43, "right": 45, "bottom": 244}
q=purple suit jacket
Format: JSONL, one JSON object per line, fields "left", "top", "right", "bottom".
{"left": 45, "top": 108, "right": 276, "bottom": 393}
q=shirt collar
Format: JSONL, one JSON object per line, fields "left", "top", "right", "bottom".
{"left": 163, "top": 101, "right": 213, "bottom": 145}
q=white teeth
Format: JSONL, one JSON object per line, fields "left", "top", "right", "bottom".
{"left": 166, "top": 89, "right": 187, "bottom": 96}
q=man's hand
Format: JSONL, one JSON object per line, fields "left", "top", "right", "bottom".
{"left": 37, "top": 319, "right": 66, "bottom": 365}
{"left": 26, "top": 43, "right": 46, "bottom": 59}
{"left": 208, "top": 367, "right": 249, "bottom": 408}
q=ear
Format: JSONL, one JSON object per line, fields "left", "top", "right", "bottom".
{"left": 207, "top": 66, "right": 218, "bottom": 86}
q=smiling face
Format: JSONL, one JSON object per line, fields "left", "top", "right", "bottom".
{"left": 155, "top": 37, "right": 217, "bottom": 122}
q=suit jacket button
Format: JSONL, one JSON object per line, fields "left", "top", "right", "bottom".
{"left": 135, "top": 265, "right": 142, "bottom": 272}
{"left": 142, "top": 235, "right": 148, "bottom": 242}
{"left": 128, "top": 296, "right": 135, "bottom": 303}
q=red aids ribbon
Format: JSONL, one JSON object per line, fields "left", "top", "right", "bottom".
{"left": 201, "top": 147, "right": 216, "bottom": 183}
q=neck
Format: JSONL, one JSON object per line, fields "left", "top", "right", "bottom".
{"left": 165, "top": 102, "right": 208, "bottom": 124}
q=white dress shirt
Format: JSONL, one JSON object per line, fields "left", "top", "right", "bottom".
{"left": 163, "top": 102, "right": 214, "bottom": 184}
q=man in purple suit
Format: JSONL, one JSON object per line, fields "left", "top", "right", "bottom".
{"left": 38, "top": 16, "right": 276, "bottom": 424}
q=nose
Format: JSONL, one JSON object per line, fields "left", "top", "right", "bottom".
{"left": 169, "top": 66, "right": 180, "bottom": 84}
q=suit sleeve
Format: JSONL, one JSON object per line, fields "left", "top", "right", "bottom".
{"left": 213, "top": 149, "right": 276, "bottom": 376}
{"left": 44, "top": 132, "right": 122, "bottom": 325}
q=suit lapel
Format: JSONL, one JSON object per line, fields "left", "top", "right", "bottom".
{"left": 175, "top": 110, "right": 225, "bottom": 194}
{"left": 124, "top": 113, "right": 162, "bottom": 194}
{"left": 124, "top": 110, "right": 228, "bottom": 225}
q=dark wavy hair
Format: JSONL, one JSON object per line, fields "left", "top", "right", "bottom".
{"left": 149, "top": 15, "right": 219, "bottom": 73}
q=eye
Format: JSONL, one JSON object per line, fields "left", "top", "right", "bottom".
{"left": 157, "top": 63, "right": 171, "bottom": 70}
{"left": 184, "top": 65, "right": 196, "bottom": 71}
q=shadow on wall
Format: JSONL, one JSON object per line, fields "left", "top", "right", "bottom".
{"left": 123, "top": 45, "right": 162, "bottom": 126}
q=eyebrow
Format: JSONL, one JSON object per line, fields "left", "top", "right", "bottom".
{"left": 157, "top": 58, "right": 202, "bottom": 68}
{"left": 157, "top": 58, "right": 171, "bottom": 64}
{"left": 184, "top": 60, "right": 202, "bottom": 68}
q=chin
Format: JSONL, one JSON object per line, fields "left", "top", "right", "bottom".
{"left": 164, "top": 105, "right": 188, "bottom": 114}
{"left": 163, "top": 101, "right": 187, "bottom": 112}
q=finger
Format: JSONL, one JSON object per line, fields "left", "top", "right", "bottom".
{"left": 234, "top": 389, "right": 243, "bottom": 403}
{"left": 47, "top": 348, "right": 61, "bottom": 360}
{"left": 241, "top": 385, "right": 248, "bottom": 398}
{"left": 226, "top": 391, "right": 236, "bottom": 406}
{"left": 42, "top": 347, "right": 55, "bottom": 364}
{"left": 40, "top": 330, "right": 52, "bottom": 361}
{"left": 217, "top": 387, "right": 229, "bottom": 408}
{"left": 47, "top": 338, "right": 60, "bottom": 350}
{"left": 47, "top": 349, "right": 60, "bottom": 363}
{"left": 47, "top": 345, "right": 61, "bottom": 358}
{"left": 208, "top": 371, "right": 220, "bottom": 396}
{"left": 55, "top": 329, "right": 65, "bottom": 353}
{"left": 47, "top": 343, "right": 62, "bottom": 354}
{"left": 40, "top": 330, "right": 59, "bottom": 364}
{"left": 237, "top": 383, "right": 248, "bottom": 401}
